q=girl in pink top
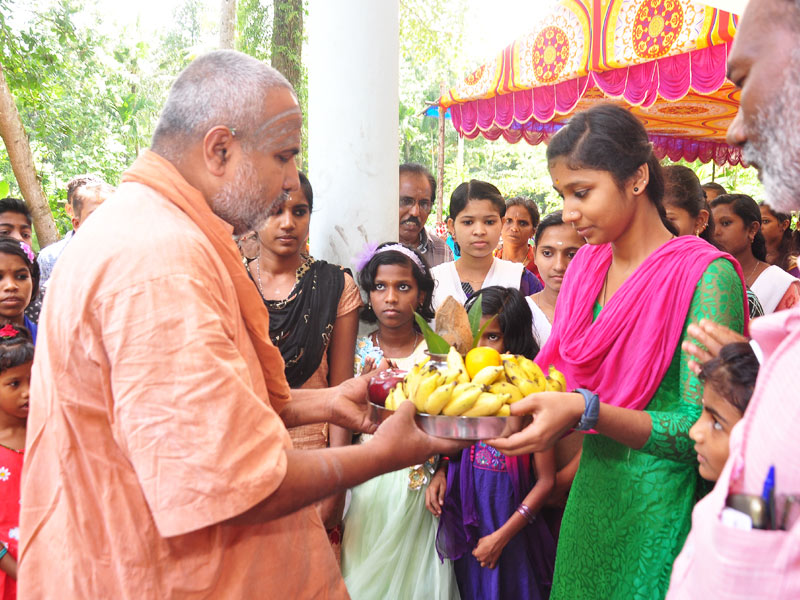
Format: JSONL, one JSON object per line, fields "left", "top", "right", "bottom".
{"left": 0, "top": 324, "right": 34, "bottom": 600}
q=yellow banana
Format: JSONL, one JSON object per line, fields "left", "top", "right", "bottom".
{"left": 489, "top": 381, "right": 524, "bottom": 403}
{"left": 519, "top": 357, "right": 547, "bottom": 389}
{"left": 394, "top": 382, "right": 407, "bottom": 406}
{"left": 446, "top": 346, "right": 466, "bottom": 373}
{"left": 471, "top": 365, "right": 505, "bottom": 386}
{"left": 417, "top": 355, "right": 430, "bottom": 369}
{"left": 384, "top": 388, "right": 396, "bottom": 411}
{"left": 424, "top": 380, "right": 457, "bottom": 415}
{"left": 442, "top": 383, "right": 483, "bottom": 416}
{"left": 509, "top": 374, "right": 543, "bottom": 397}
{"left": 546, "top": 365, "right": 567, "bottom": 392}
{"left": 412, "top": 371, "right": 442, "bottom": 412}
{"left": 500, "top": 353, "right": 517, "bottom": 364}
{"left": 495, "top": 404, "right": 511, "bottom": 417}
{"left": 442, "top": 368, "right": 464, "bottom": 385}
{"left": 503, "top": 359, "right": 528, "bottom": 383}
{"left": 403, "top": 366, "right": 421, "bottom": 399}
{"left": 462, "top": 392, "right": 508, "bottom": 417}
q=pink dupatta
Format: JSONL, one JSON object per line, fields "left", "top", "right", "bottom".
{"left": 536, "top": 236, "right": 748, "bottom": 411}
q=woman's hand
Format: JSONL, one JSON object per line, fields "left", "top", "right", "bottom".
{"left": 683, "top": 319, "right": 748, "bottom": 374}
{"left": 472, "top": 531, "right": 508, "bottom": 569}
{"left": 488, "top": 392, "right": 584, "bottom": 455}
{"left": 425, "top": 466, "right": 448, "bottom": 516}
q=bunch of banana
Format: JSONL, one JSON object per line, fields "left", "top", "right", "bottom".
{"left": 383, "top": 346, "right": 567, "bottom": 417}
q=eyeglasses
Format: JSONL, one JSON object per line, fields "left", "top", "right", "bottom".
{"left": 399, "top": 197, "right": 432, "bottom": 212}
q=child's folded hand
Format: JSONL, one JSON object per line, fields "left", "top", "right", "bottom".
{"left": 424, "top": 467, "right": 447, "bottom": 516}
{"left": 472, "top": 531, "right": 506, "bottom": 569}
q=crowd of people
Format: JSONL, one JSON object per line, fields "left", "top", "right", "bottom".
{"left": 0, "top": 0, "right": 796, "bottom": 597}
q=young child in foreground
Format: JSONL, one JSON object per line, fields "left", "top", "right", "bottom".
{"left": 427, "top": 286, "right": 556, "bottom": 600}
{"left": 342, "top": 242, "right": 459, "bottom": 599}
{"left": 689, "top": 342, "right": 759, "bottom": 481}
{"left": 0, "top": 325, "right": 34, "bottom": 599}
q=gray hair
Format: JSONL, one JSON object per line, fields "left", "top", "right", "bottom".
{"left": 152, "top": 50, "right": 294, "bottom": 159}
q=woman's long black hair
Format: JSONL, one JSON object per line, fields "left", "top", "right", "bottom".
{"left": 711, "top": 194, "right": 768, "bottom": 261}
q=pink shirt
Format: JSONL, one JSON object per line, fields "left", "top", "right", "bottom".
{"left": 668, "top": 306, "right": 800, "bottom": 598}
{"left": 19, "top": 182, "right": 347, "bottom": 599}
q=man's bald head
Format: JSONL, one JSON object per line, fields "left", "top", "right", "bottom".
{"left": 151, "top": 50, "right": 295, "bottom": 159}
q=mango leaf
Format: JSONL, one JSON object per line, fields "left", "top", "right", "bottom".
{"left": 473, "top": 314, "right": 497, "bottom": 350}
{"left": 414, "top": 312, "right": 451, "bottom": 354}
{"left": 467, "top": 294, "right": 482, "bottom": 341}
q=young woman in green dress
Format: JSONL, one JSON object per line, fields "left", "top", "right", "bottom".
{"left": 490, "top": 104, "right": 748, "bottom": 599}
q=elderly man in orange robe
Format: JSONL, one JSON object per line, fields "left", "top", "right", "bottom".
{"left": 18, "top": 51, "right": 454, "bottom": 599}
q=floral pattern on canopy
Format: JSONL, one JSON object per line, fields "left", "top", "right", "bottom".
{"left": 439, "top": 0, "right": 742, "bottom": 166}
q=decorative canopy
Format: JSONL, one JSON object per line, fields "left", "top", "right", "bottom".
{"left": 440, "top": 0, "right": 742, "bottom": 166}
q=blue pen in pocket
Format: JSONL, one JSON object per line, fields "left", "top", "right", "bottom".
{"left": 762, "top": 465, "right": 776, "bottom": 530}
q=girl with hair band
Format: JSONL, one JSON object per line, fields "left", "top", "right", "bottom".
{"left": 342, "top": 242, "right": 459, "bottom": 600}
{"left": 245, "top": 172, "right": 361, "bottom": 555}
{"left": 0, "top": 324, "right": 34, "bottom": 597}
{"left": 495, "top": 197, "right": 542, "bottom": 282}
{"left": 0, "top": 238, "right": 39, "bottom": 345}
{"left": 759, "top": 202, "right": 800, "bottom": 277}
{"left": 431, "top": 181, "right": 542, "bottom": 310}
{"left": 662, "top": 165, "right": 715, "bottom": 242}
{"left": 428, "top": 286, "right": 556, "bottom": 600}
{"left": 712, "top": 193, "right": 800, "bottom": 314}
{"left": 526, "top": 211, "right": 586, "bottom": 347}
{"left": 488, "top": 104, "right": 748, "bottom": 600}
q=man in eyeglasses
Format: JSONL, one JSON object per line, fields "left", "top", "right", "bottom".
{"left": 398, "top": 162, "right": 453, "bottom": 267}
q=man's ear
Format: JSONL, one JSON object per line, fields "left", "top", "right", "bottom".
{"left": 202, "top": 126, "right": 238, "bottom": 177}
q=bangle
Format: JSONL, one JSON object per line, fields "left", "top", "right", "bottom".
{"left": 574, "top": 388, "right": 600, "bottom": 431}
{"left": 516, "top": 504, "right": 536, "bottom": 525}
{"left": 0, "top": 546, "right": 8, "bottom": 561}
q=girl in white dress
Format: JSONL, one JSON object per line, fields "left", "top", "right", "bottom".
{"left": 343, "top": 242, "right": 460, "bottom": 600}
{"left": 526, "top": 211, "right": 586, "bottom": 346}
{"left": 431, "top": 180, "right": 541, "bottom": 310}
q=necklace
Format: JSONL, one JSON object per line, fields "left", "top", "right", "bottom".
{"left": 374, "top": 330, "right": 420, "bottom": 356}
{"left": 748, "top": 260, "right": 761, "bottom": 285}
{"left": 253, "top": 257, "right": 265, "bottom": 297}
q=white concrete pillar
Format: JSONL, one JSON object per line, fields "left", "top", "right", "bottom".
{"left": 307, "top": 0, "right": 399, "bottom": 272}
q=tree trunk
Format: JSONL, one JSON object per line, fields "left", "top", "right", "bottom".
{"left": 0, "top": 63, "right": 59, "bottom": 247}
{"left": 220, "top": 0, "right": 237, "bottom": 49}
{"left": 271, "top": 0, "right": 303, "bottom": 89}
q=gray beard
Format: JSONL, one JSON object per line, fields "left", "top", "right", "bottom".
{"left": 742, "top": 50, "right": 800, "bottom": 213}
{"left": 210, "top": 161, "right": 287, "bottom": 236}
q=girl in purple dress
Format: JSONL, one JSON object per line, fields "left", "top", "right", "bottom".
{"left": 426, "top": 286, "right": 556, "bottom": 600}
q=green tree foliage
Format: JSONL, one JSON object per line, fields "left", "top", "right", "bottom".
{"left": 0, "top": 0, "right": 160, "bottom": 233}
{"left": 0, "top": 0, "right": 221, "bottom": 236}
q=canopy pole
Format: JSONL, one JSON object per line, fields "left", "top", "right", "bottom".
{"left": 437, "top": 82, "right": 446, "bottom": 224}
{"left": 712, "top": 162, "right": 716, "bottom": 182}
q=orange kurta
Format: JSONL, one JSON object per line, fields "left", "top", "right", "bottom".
{"left": 19, "top": 169, "right": 347, "bottom": 598}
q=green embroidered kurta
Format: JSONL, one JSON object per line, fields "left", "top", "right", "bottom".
{"left": 551, "top": 259, "right": 745, "bottom": 600}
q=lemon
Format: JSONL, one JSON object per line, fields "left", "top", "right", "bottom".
{"left": 464, "top": 347, "right": 502, "bottom": 380}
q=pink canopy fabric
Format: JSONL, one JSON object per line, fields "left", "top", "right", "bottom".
{"left": 440, "top": 0, "right": 742, "bottom": 166}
